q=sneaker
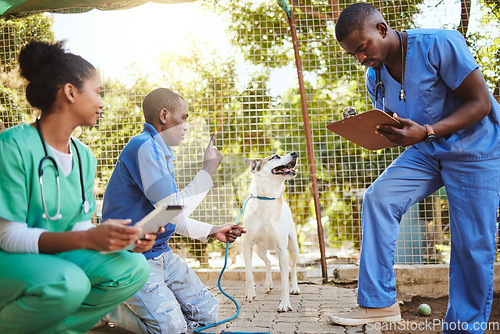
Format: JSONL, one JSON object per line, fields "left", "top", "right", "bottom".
{"left": 329, "top": 301, "right": 401, "bottom": 326}
{"left": 91, "top": 318, "right": 116, "bottom": 330}
{"left": 91, "top": 319, "right": 108, "bottom": 330}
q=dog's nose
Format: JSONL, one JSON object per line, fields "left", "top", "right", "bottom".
{"left": 290, "top": 152, "right": 297, "bottom": 157}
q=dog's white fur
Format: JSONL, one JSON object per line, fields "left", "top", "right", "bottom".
{"left": 242, "top": 152, "right": 301, "bottom": 312}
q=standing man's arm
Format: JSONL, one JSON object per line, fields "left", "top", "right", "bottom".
{"left": 375, "top": 69, "right": 491, "bottom": 147}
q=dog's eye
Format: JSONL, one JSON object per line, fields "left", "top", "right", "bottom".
{"left": 271, "top": 155, "right": 280, "bottom": 160}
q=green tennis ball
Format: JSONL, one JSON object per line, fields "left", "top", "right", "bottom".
{"left": 418, "top": 303, "right": 431, "bottom": 316}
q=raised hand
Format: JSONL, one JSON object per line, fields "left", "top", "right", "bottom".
{"left": 202, "top": 131, "right": 223, "bottom": 175}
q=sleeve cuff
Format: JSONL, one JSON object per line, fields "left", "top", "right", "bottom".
{"left": 0, "top": 220, "right": 47, "bottom": 253}
{"left": 175, "top": 218, "right": 213, "bottom": 242}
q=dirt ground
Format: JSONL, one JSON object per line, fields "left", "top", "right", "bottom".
{"left": 382, "top": 293, "right": 500, "bottom": 334}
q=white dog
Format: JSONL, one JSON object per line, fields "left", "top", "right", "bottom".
{"left": 242, "top": 152, "right": 301, "bottom": 312}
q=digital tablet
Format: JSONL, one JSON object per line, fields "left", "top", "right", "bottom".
{"left": 134, "top": 205, "right": 183, "bottom": 238}
{"left": 102, "top": 205, "right": 184, "bottom": 253}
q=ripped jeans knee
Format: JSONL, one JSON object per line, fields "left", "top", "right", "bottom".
{"left": 152, "top": 298, "right": 187, "bottom": 333}
{"left": 117, "top": 251, "right": 220, "bottom": 333}
{"left": 182, "top": 288, "right": 219, "bottom": 326}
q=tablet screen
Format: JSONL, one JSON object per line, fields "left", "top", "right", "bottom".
{"left": 135, "top": 205, "right": 183, "bottom": 237}
{"left": 102, "top": 205, "right": 183, "bottom": 253}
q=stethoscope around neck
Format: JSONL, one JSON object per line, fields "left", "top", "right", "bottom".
{"left": 374, "top": 30, "right": 407, "bottom": 112}
{"left": 36, "top": 119, "right": 89, "bottom": 220}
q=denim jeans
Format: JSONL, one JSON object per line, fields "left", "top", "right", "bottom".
{"left": 105, "top": 250, "right": 219, "bottom": 333}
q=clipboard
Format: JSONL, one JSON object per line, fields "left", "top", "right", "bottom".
{"left": 326, "top": 109, "right": 402, "bottom": 150}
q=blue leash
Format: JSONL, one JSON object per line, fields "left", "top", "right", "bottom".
{"left": 194, "top": 194, "right": 275, "bottom": 334}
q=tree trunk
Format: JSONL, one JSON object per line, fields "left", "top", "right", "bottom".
{"left": 458, "top": 0, "right": 472, "bottom": 37}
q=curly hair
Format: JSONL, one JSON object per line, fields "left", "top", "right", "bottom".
{"left": 18, "top": 41, "right": 96, "bottom": 113}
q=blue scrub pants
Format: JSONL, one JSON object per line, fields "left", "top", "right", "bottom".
{"left": 358, "top": 146, "right": 499, "bottom": 334}
{"left": 0, "top": 249, "right": 149, "bottom": 334}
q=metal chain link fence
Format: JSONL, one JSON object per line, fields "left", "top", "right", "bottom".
{"left": 0, "top": 0, "right": 499, "bottom": 278}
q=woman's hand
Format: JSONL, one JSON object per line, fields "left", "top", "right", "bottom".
{"left": 84, "top": 219, "right": 141, "bottom": 252}
{"left": 209, "top": 224, "right": 246, "bottom": 243}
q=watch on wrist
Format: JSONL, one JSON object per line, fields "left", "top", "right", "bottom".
{"left": 423, "top": 124, "right": 436, "bottom": 144}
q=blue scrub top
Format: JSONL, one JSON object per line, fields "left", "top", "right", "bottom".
{"left": 102, "top": 123, "right": 178, "bottom": 259}
{"left": 366, "top": 28, "right": 500, "bottom": 161}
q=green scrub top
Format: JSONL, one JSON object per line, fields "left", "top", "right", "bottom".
{"left": 0, "top": 124, "right": 96, "bottom": 232}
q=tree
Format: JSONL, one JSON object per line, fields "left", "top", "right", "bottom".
{"left": 77, "top": 76, "right": 152, "bottom": 197}
{"left": 0, "top": 14, "right": 54, "bottom": 128}
{"left": 472, "top": 0, "right": 500, "bottom": 98}
{"left": 199, "top": 0, "right": 421, "bottom": 248}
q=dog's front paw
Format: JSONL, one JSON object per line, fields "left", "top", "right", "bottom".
{"left": 290, "top": 286, "right": 301, "bottom": 295}
{"left": 277, "top": 301, "right": 293, "bottom": 312}
{"left": 246, "top": 289, "right": 256, "bottom": 302}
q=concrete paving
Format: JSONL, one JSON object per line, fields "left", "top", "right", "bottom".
{"left": 88, "top": 279, "right": 381, "bottom": 334}
{"left": 206, "top": 280, "right": 380, "bottom": 334}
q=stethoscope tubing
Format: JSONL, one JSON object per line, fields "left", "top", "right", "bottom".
{"left": 39, "top": 155, "right": 62, "bottom": 220}
{"left": 36, "top": 119, "right": 88, "bottom": 220}
{"left": 374, "top": 30, "right": 406, "bottom": 111}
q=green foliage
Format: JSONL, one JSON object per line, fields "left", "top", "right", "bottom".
{"left": 483, "top": 0, "right": 500, "bottom": 14}
{"left": 3, "top": 4, "right": 497, "bottom": 265}
{"left": 468, "top": 0, "right": 500, "bottom": 96}
{"left": 204, "top": 0, "right": 420, "bottom": 77}
{"left": 0, "top": 14, "right": 54, "bottom": 72}
{"left": 0, "top": 14, "right": 54, "bottom": 128}
{"left": 199, "top": 0, "right": 415, "bottom": 249}
{"left": 0, "top": 86, "right": 27, "bottom": 127}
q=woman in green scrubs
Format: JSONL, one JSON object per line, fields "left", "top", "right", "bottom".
{"left": 0, "top": 41, "right": 154, "bottom": 334}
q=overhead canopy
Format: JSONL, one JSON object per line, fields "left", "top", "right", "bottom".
{"left": 1, "top": 0, "right": 192, "bottom": 16}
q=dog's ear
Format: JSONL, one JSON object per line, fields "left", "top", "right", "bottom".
{"left": 245, "top": 158, "right": 260, "bottom": 173}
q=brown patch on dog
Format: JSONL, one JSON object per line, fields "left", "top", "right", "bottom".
{"left": 256, "top": 155, "right": 276, "bottom": 172}
{"left": 255, "top": 159, "right": 264, "bottom": 172}
{"left": 246, "top": 154, "right": 280, "bottom": 173}
{"left": 245, "top": 158, "right": 261, "bottom": 173}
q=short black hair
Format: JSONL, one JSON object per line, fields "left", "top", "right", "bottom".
{"left": 142, "top": 88, "right": 185, "bottom": 124}
{"left": 18, "top": 41, "right": 96, "bottom": 113}
{"left": 335, "top": 3, "right": 382, "bottom": 42}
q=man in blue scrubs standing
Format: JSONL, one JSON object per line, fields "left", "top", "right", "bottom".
{"left": 329, "top": 4, "right": 500, "bottom": 333}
